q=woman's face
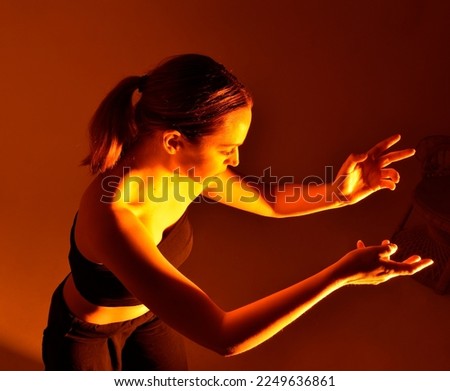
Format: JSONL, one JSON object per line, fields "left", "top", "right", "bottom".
{"left": 179, "top": 106, "right": 252, "bottom": 180}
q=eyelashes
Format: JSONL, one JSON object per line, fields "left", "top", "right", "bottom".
{"left": 221, "top": 147, "right": 237, "bottom": 156}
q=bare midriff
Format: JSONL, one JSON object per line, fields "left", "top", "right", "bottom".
{"left": 63, "top": 274, "right": 150, "bottom": 325}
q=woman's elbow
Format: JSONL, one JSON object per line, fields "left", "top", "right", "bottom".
{"left": 198, "top": 326, "right": 251, "bottom": 357}
{"left": 207, "top": 328, "right": 260, "bottom": 357}
{"left": 211, "top": 342, "right": 246, "bottom": 357}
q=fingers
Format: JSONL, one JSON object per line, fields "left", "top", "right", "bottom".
{"left": 375, "top": 241, "right": 432, "bottom": 274}
{"left": 345, "top": 134, "right": 414, "bottom": 170}
{"left": 367, "top": 134, "right": 415, "bottom": 169}
{"left": 379, "top": 242, "right": 398, "bottom": 257}
{"left": 380, "top": 168, "right": 400, "bottom": 183}
{"left": 375, "top": 168, "right": 401, "bottom": 191}
{"left": 402, "top": 255, "right": 422, "bottom": 264}
{"left": 411, "top": 258, "right": 434, "bottom": 273}
{"left": 400, "top": 255, "right": 434, "bottom": 270}
{"left": 358, "top": 239, "right": 392, "bottom": 251}
{"left": 379, "top": 179, "right": 396, "bottom": 191}
{"left": 367, "top": 134, "right": 402, "bottom": 157}
{"left": 380, "top": 149, "right": 416, "bottom": 167}
{"left": 364, "top": 240, "right": 398, "bottom": 263}
{"left": 343, "top": 135, "right": 413, "bottom": 181}
{"left": 383, "top": 257, "right": 434, "bottom": 275}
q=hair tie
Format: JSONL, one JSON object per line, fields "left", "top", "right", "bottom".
{"left": 137, "top": 75, "right": 149, "bottom": 93}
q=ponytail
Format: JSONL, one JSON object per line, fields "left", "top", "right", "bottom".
{"left": 82, "top": 54, "right": 252, "bottom": 174}
{"left": 82, "top": 76, "right": 141, "bottom": 174}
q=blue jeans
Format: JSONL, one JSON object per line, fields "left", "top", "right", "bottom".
{"left": 42, "top": 278, "right": 188, "bottom": 370}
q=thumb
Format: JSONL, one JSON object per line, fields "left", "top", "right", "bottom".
{"left": 355, "top": 152, "right": 369, "bottom": 162}
{"left": 342, "top": 153, "right": 368, "bottom": 174}
{"left": 356, "top": 240, "right": 366, "bottom": 249}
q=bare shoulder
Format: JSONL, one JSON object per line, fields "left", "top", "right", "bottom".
{"left": 73, "top": 174, "right": 142, "bottom": 263}
{"left": 75, "top": 182, "right": 197, "bottom": 298}
{"left": 73, "top": 173, "right": 187, "bottom": 264}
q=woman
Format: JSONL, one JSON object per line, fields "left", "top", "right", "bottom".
{"left": 42, "top": 54, "right": 432, "bottom": 370}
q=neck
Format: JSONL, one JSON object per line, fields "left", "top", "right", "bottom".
{"left": 100, "top": 138, "right": 203, "bottom": 207}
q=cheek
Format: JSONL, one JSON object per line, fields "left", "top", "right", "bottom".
{"left": 181, "top": 151, "right": 214, "bottom": 175}
{"left": 181, "top": 143, "right": 226, "bottom": 176}
{"left": 196, "top": 156, "right": 228, "bottom": 179}
{"left": 200, "top": 155, "right": 225, "bottom": 171}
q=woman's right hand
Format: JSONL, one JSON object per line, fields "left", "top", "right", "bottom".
{"left": 334, "top": 239, "right": 434, "bottom": 286}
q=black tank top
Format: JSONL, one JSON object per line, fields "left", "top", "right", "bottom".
{"left": 68, "top": 211, "right": 193, "bottom": 307}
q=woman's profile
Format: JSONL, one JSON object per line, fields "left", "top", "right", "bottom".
{"left": 42, "top": 53, "right": 433, "bottom": 370}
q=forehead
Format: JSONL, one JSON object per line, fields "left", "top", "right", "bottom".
{"left": 205, "top": 107, "right": 252, "bottom": 145}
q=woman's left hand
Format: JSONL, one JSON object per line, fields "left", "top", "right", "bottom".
{"left": 333, "top": 134, "right": 415, "bottom": 205}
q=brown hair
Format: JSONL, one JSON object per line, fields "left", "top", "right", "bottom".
{"left": 82, "top": 54, "right": 252, "bottom": 173}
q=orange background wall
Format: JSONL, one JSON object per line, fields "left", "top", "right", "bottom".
{"left": 1, "top": 0, "right": 449, "bottom": 370}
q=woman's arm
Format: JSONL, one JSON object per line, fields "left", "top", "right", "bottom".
{"left": 87, "top": 207, "right": 432, "bottom": 356}
{"left": 203, "top": 134, "right": 415, "bottom": 218}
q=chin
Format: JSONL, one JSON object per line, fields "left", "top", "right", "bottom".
{"left": 215, "top": 168, "right": 228, "bottom": 176}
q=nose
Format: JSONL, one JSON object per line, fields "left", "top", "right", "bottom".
{"left": 228, "top": 148, "right": 239, "bottom": 167}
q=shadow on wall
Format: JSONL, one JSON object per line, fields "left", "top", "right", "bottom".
{"left": 0, "top": 344, "right": 42, "bottom": 370}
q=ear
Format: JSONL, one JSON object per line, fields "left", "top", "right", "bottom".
{"left": 162, "top": 130, "right": 184, "bottom": 155}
